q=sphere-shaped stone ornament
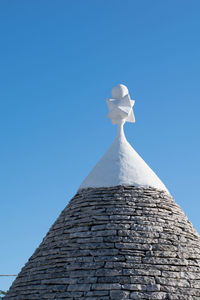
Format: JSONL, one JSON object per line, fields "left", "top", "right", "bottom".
{"left": 112, "top": 84, "right": 129, "bottom": 98}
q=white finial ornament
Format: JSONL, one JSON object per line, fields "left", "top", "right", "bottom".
{"left": 106, "top": 84, "right": 135, "bottom": 125}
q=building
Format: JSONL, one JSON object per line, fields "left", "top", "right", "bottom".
{"left": 4, "top": 85, "right": 200, "bottom": 299}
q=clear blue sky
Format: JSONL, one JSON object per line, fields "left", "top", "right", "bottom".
{"left": 0, "top": 0, "right": 200, "bottom": 291}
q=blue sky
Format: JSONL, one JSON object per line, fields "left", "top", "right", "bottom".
{"left": 0, "top": 0, "right": 200, "bottom": 291}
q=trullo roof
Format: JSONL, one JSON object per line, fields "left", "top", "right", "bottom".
{"left": 4, "top": 84, "right": 200, "bottom": 300}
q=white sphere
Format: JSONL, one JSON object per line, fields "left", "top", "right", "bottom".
{"left": 112, "top": 84, "right": 129, "bottom": 98}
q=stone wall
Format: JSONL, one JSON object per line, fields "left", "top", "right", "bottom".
{"left": 4, "top": 186, "right": 200, "bottom": 299}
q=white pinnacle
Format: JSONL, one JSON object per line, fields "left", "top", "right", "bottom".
{"left": 107, "top": 84, "right": 135, "bottom": 125}
{"left": 79, "top": 84, "right": 169, "bottom": 194}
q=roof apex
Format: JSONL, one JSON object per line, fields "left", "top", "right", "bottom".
{"left": 79, "top": 84, "right": 169, "bottom": 194}
{"left": 79, "top": 123, "right": 169, "bottom": 193}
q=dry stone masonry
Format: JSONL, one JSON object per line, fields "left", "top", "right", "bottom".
{"left": 5, "top": 186, "right": 200, "bottom": 299}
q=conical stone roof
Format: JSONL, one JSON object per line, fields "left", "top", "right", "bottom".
{"left": 4, "top": 85, "right": 200, "bottom": 300}
{"left": 5, "top": 186, "right": 200, "bottom": 300}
